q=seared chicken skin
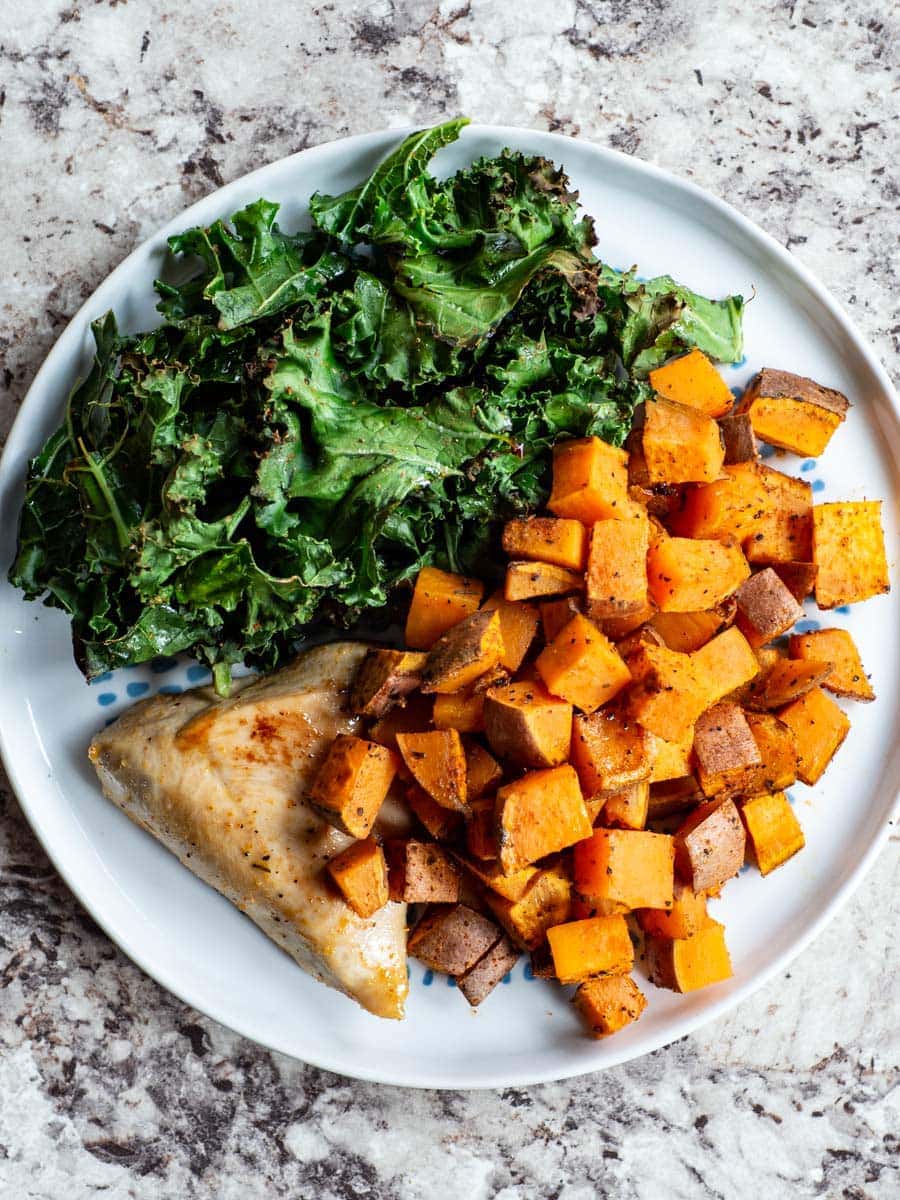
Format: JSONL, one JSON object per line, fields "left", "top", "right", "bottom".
{"left": 88, "top": 642, "right": 408, "bottom": 1019}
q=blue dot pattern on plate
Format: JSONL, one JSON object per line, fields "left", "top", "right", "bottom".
{"left": 186, "top": 664, "right": 212, "bottom": 683}
{"left": 801, "top": 459, "right": 817, "bottom": 472}
{"left": 422, "top": 969, "right": 434, "bottom": 987}
{"left": 157, "top": 684, "right": 183, "bottom": 695}
{"left": 812, "top": 479, "right": 825, "bottom": 493}
{"left": 90, "top": 671, "right": 113, "bottom": 685}
{"left": 835, "top": 605, "right": 851, "bottom": 615}
{"left": 126, "top": 681, "right": 150, "bottom": 699}
{"left": 759, "top": 443, "right": 777, "bottom": 460}
{"left": 794, "top": 618, "right": 821, "bottom": 633}
{"left": 97, "top": 692, "right": 117, "bottom": 707}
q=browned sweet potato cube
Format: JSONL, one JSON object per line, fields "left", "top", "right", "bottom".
{"left": 405, "top": 784, "right": 463, "bottom": 841}
{"left": 420, "top": 609, "right": 505, "bottom": 694}
{"left": 349, "top": 649, "right": 428, "bottom": 718}
{"left": 386, "top": 840, "right": 460, "bottom": 903}
{"left": 570, "top": 706, "right": 653, "bottom": 799}
{"left": 734, "top": 568, "right": 803, "bottom": 648}
{"left": 573, "top": 975, "right": 648, "bottom": 1038}
{"left": 771, "top": 561, "right": 818, "bottom": 603}
{"left": 718, "top": 412, "right": 758, "bottom": 464}
{"left": 457, "top": 936, "right": 520, "bottom": 1006}
{"left": 407, "top": 904, "right": 502, "bottom": 975}
{"left": 744, "top": 658, "right": 833, "bottom": 711}
{"left": 326, "top": 838, "right": 390, "bottom": 918}
{"left": 674, "top": 797, "right": 746, "bottom": 892}
{"left": 692, "top": 702, "right": 764, "bottom": 798}
{"left": 647, "top": 775, "right": 705, "bottom": 820}
{"left": 483, "top": 680, "right": 573, "bottom": 770}
{"left": 745, "top": 712, "right": 799, "bottom": 792}
{"left": 308, "top": 735, "right": 399, "bottom": 838}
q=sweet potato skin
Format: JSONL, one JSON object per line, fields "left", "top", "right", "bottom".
{"left": 405, "top": 567, "right": 483, "bottom": 649}
{"left": 420, "top": 609, "right": 504, "bottom": 694}
{"left": 386, "top": 840, "right": 461, "bottom": 903}
{"left": 408, "top": 904, "right": 502, "bottom": 975}
{"left": 718, "top": 413, "right": 758, "bottom": 464}
{"left": 692, "top": 702, "right": 764, "bottom": 798}
{"left": 771, "top": 561, "right": 818, "bottom": 602}
{"left": 813, "top": 501, "right": 889, "bottom": 608}
{"left": 457, "top": 936, "right": 520, "bottom": 1006}
{"left": 674, "top": 798, "right": 746, "bottom": 892}
{"left": 738, "top": 368, "right": 849, "bottom": 456}
{"left": 496, "top": 764, "right": 592, "bottom": 874}
{"left": 734, "top": 568, "right": 803, "bottom": 647}
{"left": 349, "top": 649, "right": 428, "bottom": 718}
{"left": 483, "top": 681, "right": 573, "bottom": 770}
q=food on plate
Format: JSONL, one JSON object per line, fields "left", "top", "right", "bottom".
{"left": 737, "top": 368, "right": 849, "bottom": 456}
{"left": 88, "top": 642, "right": 408, "bottom": 1019}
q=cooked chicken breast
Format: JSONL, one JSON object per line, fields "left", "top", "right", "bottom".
{"left": 88, "top": 642, "right": 408, "bottom": 1019}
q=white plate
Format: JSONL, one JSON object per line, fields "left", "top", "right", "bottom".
{"left": 1, "top": 126, "right": 897, "bottom": 1090}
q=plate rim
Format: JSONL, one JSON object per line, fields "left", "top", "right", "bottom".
{"left": 1, "top": 122, "right": 898, "bottom": 1089}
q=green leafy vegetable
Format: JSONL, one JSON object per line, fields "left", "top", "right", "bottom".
{"left": 10, "top": 118, "right": 743, "bottom": 691}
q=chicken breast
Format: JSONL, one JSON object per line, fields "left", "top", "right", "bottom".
{"left": 88, "top": 642, "right": 408, "bottom": 1019}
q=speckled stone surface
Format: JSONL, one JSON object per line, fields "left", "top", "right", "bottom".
{"left": 1, "top": 2, "right": 898, "bottom": 1196}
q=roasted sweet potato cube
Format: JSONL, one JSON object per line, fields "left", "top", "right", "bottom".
{"left": 789, "top": 628, "right": 873, "bottom": 702}
{"left": 547, "top": 914, "right": 634, "bottom": 984}
{"left": 646, "top": 920, "right": 732, "bottom": 992}
{"left": 600, "top": 599, "right": 658, "bottom": 640}
{"left": 734, "top": 568, "right": 803, "bottom": 648}
{"left": 536, "top": 613, "right": 632, "bottom": 713}
{"left": 718, "top": 412, "right": 758, "bottom": 464}
{"left": 405, "top": 566, "right": 483, "bottom": 650}
{"left": 496, "top": 764, "right": 592, "bottom": 874}
{"left": 744, "top": 712, "right": 798, "bottom": 792}
{"left": 586, "top": 510, "right": 650, "bottom": 620}
{"left": 548, "top": 436, "right": 631, "bottom": 523}
{"left": 573, "top": 974, "right": 648, "bottom": 1037}
{"left": 637, "top": 881, "right": 709, "bottom": 940}
{"left": 432, "top": 689, "right": 485, "bottom": 733}
{"left": 649, "top": 348, "right": 734, "bottom": 418}
{"left": 367, "top": 692, "right": 433, "bottom": 750}
{"left": 674, "top": 797, "right": 745, "bottom": 892}
{"left": 464, "top": 741, "right": 503, "bottom": 800}
{"left": 745, "top": 658, "right": 833, "bottom": 711}
{"left": 648, "top": 776, "right": 705, "bottom": 820}
{"left": 386, "top": 840, "right": 460, "bottom": 903}
{"left": 457, "top": 853, "right": 538, "bottom": 903}
{"left": 643, "top": 396, "right": 725, "bottom": 485}
{"left": 647, "top": 535, "right": 750, "bottom": 613}
{"left": 813, "top": 501, "right": 889, "bottom": 608}
{"left": 540, "top": 596, "right": 584, "bottom": 643}
{"left": 740, "top": 791, "right": 805, "bottom": 875}
{"left": 407, "top": 904, "right": 501, "bottom": 975}
{"left": 744, "top": 467, "right": 813, "bottom": 565}
{"left": 327, "top": 838, "right": 390, "bottom": 919}
{"left": 483, "top": 681, "right": 573, "bottom": 769}
{"left": 738, "top": 368, "right": 849, "bottom": 457}
{"left": 692, "top": 702, "right": 764, "bottom": 798}
{"left": 505, "top": 561, "right": 584, "bottom": 602}
{"left": 457, "top": 936, "right": 520, "bottom": 1007}
{"left": 465, "top": 797, "right": 498, "bottom": 860}
{"left": 670, "top": 463, "right": 768, "bottom": 541}
{"left": 502, "top": 517, "right": 588, "bottom": 571}
{"left": 420, "top": 609, "right": 504, "bottom": 695}
{"left": 349, "top": 649, "right": 428, "bottom": 719}
{"left": 650, "top": 602, "right": 735, "bottom": 653}
{"left": 691, "top": 626, "right": 760, "bottom": 708}
{"left": 771, "top": 561, "right": 818, "bottom": 602}
{"left": 573, "top": 828, "right": 674, "bottom": 911}
{"left": 602, "top": 781, "right": 650, "bottom": 830}
{"left": 570, "top": 707, "right": 653, "bottom": 799}
{"left": 309, "top": 735, "right": 399, "bottom": 838}
{"left": 405, "top": 784, "right": 463, "bottom": 841}
{"left": 612, "top": 622, "right": 665, "bottom": 661}
{"left": 648, "top": 728, "right": 695, "bottom": 782}
{"left": 396, "top": 729, "right": 468, "bottom": 812}
{"left": 481, "top": 590, "right": 539, "bottom": 672}
{"left": 778, "top": 686, "right": 850, "bottom": 784}
{"left": 484, "top": 864, "right": 572, "bottom": 949}
{"left": 625, "top": 643, "right": 709, "bottom": 743}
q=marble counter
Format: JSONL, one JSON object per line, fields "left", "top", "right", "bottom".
{"left": 1, "top": 2, "right": 897, "bottom": 1196}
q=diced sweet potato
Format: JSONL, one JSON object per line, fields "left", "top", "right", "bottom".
{"left": 349, "top": 649, "right": 428, "bottom": 718}
{"left": 691, "top": 626, "right": 760, "bottom": 708}
{"left": 548, "top": 436, "right": 631, "bottom": 523}
{"left": 465, "top": 797, "right": 498, "bottom": 860}
{"left": 484, "top": 864, "right": 572, "bottom": 950}
{"left": 740, "top": 791, "right": 805, "bottom": 875}
{"left": 386, "top": 839, "right": 461, "bottom": 904}
{"left": 585, "top": 510, "right": 650, "bottom": 620}
{"left": 647, "top": 535, "right": 750, "bottom": 612}
{"left": 496, "top": 764, "right": 592, "bottom": 874}
{"left": 744, "top": 467, "right": 813, "bottom": 564}
{"left": 734, "top": 568, "right": 803, "bottom": 647}
{"left": 744, "top": 712, "right": 798, "bottom": 792}
{"left": 432, "top": 689, "right": 485, "bottom": 733}
{"left": 481, "top": 590, "right": 539, "bottom": 671}
{"left": 602, "top": 781, "right": 650, "bottom": 831}
{"left": 327, "top": 838, "right": 390, "bottom": 919}
{"left": 670, "top": 463, "right": 767, "bottom": 541}
{"left": 405, "top": 566, "right": 484, "bottom": 650}
{"left": 637, "top": 881, "right": 709, "bottom": 940}
{"left": 396, "top": 729, "right": 468, "bottom": 813}
{"left": 408, "top": 904, "right": 501, "bottom": 975}
{"left": 570, "top": 707, "right": 653, "bottom": 799}
{"left": 745, "top": 658, "right": 833, "bottom": 711}
{"left": 502, "top": 517, "right": 588, "bottom": 571}
{"left": 536, "top": 613, "right": 632, "bottom": 713}
{"left": 643, "top": 396, "right": 725, "bottom": 485}
{"left": 648, "top": 728, "right": 695, "bottom": 782}
{"left": 789, "top": 628, "right": 874, "bottom": 702}
{"left": 483, "top": 680, "right": 573, "bottom": 770}
{"left": 771, "top": 561, "right": 818, "bottom": 602}
{"left": 600, "top": 599, "right": 658, "bottom": 640}
{"left": 505, "top": 561, "right": 584, "bottom": 602}
{"left": 625, "top": 643, "right": 709, "bottom": 743}
{"left": 778, "top": 686, "right": 850, "bottom": 784}
{"left": 308, "top": 735, "right": 399, "bottom": 838}
{"left": 692, "top": 702, "right": 764, "bottom": 798}
{"left": 457, "top": 936, "right": 520, "bottom": 1007}
{"left": 573, "top": 975, "right": 647, "bottom": 1038}
{"left": 648, "top": 776, "right": 705, "bottom": 820}
{"left": 650, "top": 601, "right": 735, "bottom": 653}
{"left": 367, "top": 693, "right": 433, "bottom": 750}
{"left": 420, "top": 609, "right": 504, "bottom": 694}
{"left": 457, "top": 854, "right": 539, "bottom": 903}
{"left": 646, "top": 921, "right": 732, "bottom": 992}
{"left": 612, "top": 622, "right": 665, "bottom": 661}
{"left": 718, "top": 412, "right": 758, "bottom": 464}
{"left": 649, "top": 348, "right": 734, "bottom": 418}
{"left": 540, "top": 596, "right": 584, "bottom": 643}
{"left": 813, "top": 501, "right": 889, "bottom": 608}
{"left": 405, "top": 784, "right": 463, "bottom": 841}
{"left": 738, "top": 368, "right": 849, "bottom": 456}
{"left": 464, "top": 741, "right": 503, "bottom": 800}
{"left": 547, "top": 914, "right": 634, "bottom": 984}
{"left": 674, "top": 798, "right": 745, "bottom": 892}
{"left": 573, "top": 828, "right": 675, "bottom": 911}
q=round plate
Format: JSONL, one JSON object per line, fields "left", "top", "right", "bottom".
{"left": 1, "top": 126, "right": 897, "bottom": 1089}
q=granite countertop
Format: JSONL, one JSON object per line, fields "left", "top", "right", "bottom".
{"left": 1, "top": 2, "right": 897, "bottom": 1196}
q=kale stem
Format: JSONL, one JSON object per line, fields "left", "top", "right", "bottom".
{"left": 76, "top": 437, "right": 130, "bottom": 551}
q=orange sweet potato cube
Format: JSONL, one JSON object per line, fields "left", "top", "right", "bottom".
{"left": 625, "top": 642, "right": 709, "bottom": 743}
{"left": 573, "top": 828, "right": 674, "bottom": 911}
{"left": 405, "top": 566, "right": 483, "bottom": 649}
{"left": 642, "top": 396, "right": 725, "bottom": 485}
{"left": 573, "top": 975, "right": 647, "bottom": 1038}
{"left": 548, "top": 436, "right": 631, "bottom": 523}
{"left": 464, "top": 741, "right": 503, "bottom": 800}
{"left": 540, "top": 596, "right": 583, "bottom": 643}
{"left": 812, "top": 501, "right": 889, "bottom": 608}
{"left": 483, "top": 864, "right": 572, "bottom": 949}
{"left": 570, "top": 707, "right": 653, "bottom": 799}
{"left": 327, "top": 837, "right": 390, "bottom": 918}
{"left": 737, "top": 368, "right": 848, "bottom": 457}
{"left": 777, "top": 686, "right": 850, "bottom": 784}
{"left": 646, "top": 920, "right": 733, "bottom": 992}
{"left": 691, "top": 626, "right": 760, "bottom": 707}
{"left": 670, "top": 463, "right": 768, "bottom": 541}
{"left": 586, "top": 509, "right": 651, "bottom": 620}
{"left": 432, "top": 689, "right": 485, "bottom": 733}
{"left": 789, "top": 627, "right": 874, "bottom": 702}
{"left": 636, "top": 881, "right": 709, "bottom": 940}
{"left": 740, "top": 791, "right": 805, "bottom": 875}
{"left": 647, "top": 535, "right": 750, "bottom": 612}
{"left": 547, "top": 914, "right": 634, "bottom": 984}
{"left": 309, "top": 735, "right": 399, "bottom": 838}
{"left": 395, "top": 729, "right": 468, "bottom": 812}
{"left": 536, "top": 613, "right": 632, "bottom": 713}
{"left": 649, "top": 349, "right": 734, "bottom": 418}
{"left": 495, "top": 764, "right": 592, "bottom": 874}
{"left": 483, "top": 680, "right": 573, "bottom": 770}
{"left": 602, "top": 781, "right": 650, "bottom": 831}
{"left": 420, "top": 609, "right": 504, "bottom": 694}
{"left": 502, "top": 517, "right": 588, "bottom": 571}
{"left": 481, "top": 590, "right": 540, "bottom": 671}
